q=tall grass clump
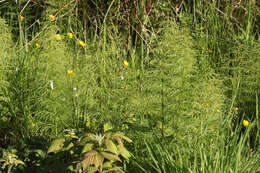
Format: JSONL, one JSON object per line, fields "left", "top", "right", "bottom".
{"left": 140, "top": 116, "right": 260, "bottom": 173}
{"left": 0, "top": 17, "right": 16, "bottom": 147}
{"left": 0, "top": 22, "right": 51, "bottom": 149}
{"left": 223, "top": 42, "right": 260, "bottom": 149}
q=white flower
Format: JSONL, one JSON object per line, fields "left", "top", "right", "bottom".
{"left": 50, "top": 80, "right": 54, "bottom": 90}
{"left": 73, "top": 87, "right": 77, "bottom": 91}
{"left": 121, "top": 75, "right": 124, "bottom": 80}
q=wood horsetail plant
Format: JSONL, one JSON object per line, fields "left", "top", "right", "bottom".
{"left": 47, "top": 125, "right": 132, "bottom": 173}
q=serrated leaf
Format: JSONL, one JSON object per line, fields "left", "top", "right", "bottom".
{"left": 117, "top": 145, "right": 131, "bottom": 159}
{"left": 81, "top": 143, "right": 94, "bottom": 154}
{"left": 101, "top": 152, "right": 121, "bottom": 162}
{"left": 47, "top": 138, "right": 65, "bottom": 154}
{"left": 105, "top": 140, "right": 118, "bottom": 154}
{"left": 95, "top": 153, "right": 104, "bottom": 170}
{"left": 113, "top": 133, "right": 132, "bottom": 143}
{"left": 81, "top": 150, "right": 98, "bottom": 171}
{"left": 104, "top": 122, "right": 113, "bottom": 132}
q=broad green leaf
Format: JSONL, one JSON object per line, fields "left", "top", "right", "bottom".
{"left": 104, "top": 122, "right": 113, "bottom": 132}
{"left": 64, "top": 142, "right": 74, "bottom": 151}
{"left": 117, "top": 145, "right": 131, "bottom": 159}
{"left": 81, "top": 143, "right": 94, "bottom": 154}
{"left": 87, "top": 166, "right": 98, "bottom": 173}
{"left": 47, "top": 138, "right": 65, "bottom": 154}
{"left": 113, "top": 133, "right": 132, "bottom": 143}
{"left": 33, "top": 149, "right": 46, "bottom": 158}
{"left": 105, "top": 140, "right": 118, "bottom": 154}
{"left": 102, "top": 161, "right": 113, "bottom": 169}
{"left": 78, "top": 137, "right": 91, "bottom": 145}
{"left": 67, "top": 165, "right": 74, "bottom": 172}
{"left": 83, "top": 133, "right": 96, "bottom": 141}
{"left": 101, "top": 152, "right": 121, "bottom": 162}
{"left": 102, "top": 167, "right": 122, "bottom": 173}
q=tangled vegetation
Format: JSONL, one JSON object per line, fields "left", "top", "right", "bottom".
{"left": 0, "top": 0, "right": 259, "bottom": 172}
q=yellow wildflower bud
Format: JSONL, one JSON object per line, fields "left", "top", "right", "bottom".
{"left": 243, "top": 120, "right": 249, "bottom": 127}
{"left": 216, "top": 109, "right": 220, "bottom": 113}
{"left": 234, "top": 107, "right": 239, "bottom": 111}
{"left": 79, "top": 40, "right": 86, "bottom": 47}
{"left": 55, "top": 34, "right": 62, "bottom": 41}
{"left": 19, "top": 15, "right": 25, "bottom": 21}
{"left": 49, "top": 14, "right": 55, "bottom": 21}
{"left": 67, "top": 32, "right": 73, "bottom": 39}
{"left": 35, "top": 43, "right": 40, "bottom": 48}
{"left": 67, "top": 70, "right": 74, "bottom": 76}
{"left": 123, "top": 60, "right": 129, "bottom": 67}
{"left": 204, "top": 103, "right": 210, "bottom": 108}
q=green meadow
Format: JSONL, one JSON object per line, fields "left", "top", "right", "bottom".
{"left": 0, "top": 1, "right": 259, "bottom": 172}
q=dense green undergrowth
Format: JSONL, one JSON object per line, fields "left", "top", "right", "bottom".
{"left": 0, "top": 1, "right": 259, "bottom": 172}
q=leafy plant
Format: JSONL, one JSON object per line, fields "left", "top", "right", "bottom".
{"left": 46, "top": 125, "right": 132, "bottom": 173}
{"left": 0, "top": 151, "right": 24, "bottom": 173}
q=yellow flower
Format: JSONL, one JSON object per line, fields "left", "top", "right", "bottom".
{"left": 123, "top": 60, "right": 129, "bottom": 67}
{"left": 55, "top": 34, "right": 62, "bottom": 41}
{"left": 216, "top": 109, "right": 220, "bottom": 113}
{"left": 19, "top": 15, "right": 25, "bottom": 21}
{"left": 243, "top": 120, "right": 249, "bottom": 127}
{"left": 67, "top": 70, "right": 74, "bottom": 76}
{"left": 208, "top": 49, "right": 213, "bottom": 53}
{"left": 49, "top": 14, "right": 55, "bottom": 21}
{"left": 67, "top": 32, "right": 73, "bottom": 39}
{"left": 234, "top": 107, "right": 239, "bottom": 111}
{"left": 35, "top": 43, "right": 40, "bottom": 48}
{"left": 79, "top": 40, "right": 86, "bottom": 47}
